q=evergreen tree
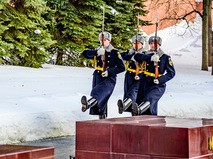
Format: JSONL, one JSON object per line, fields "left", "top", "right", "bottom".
{"left": 45, "top": 0, "right": 105, "bottom": 66}
{"left": 45, "top": 0, "right": 148, "bottom": 66}
{"left": 103, "top": 0, "right": 149, "bottom": 51}
{"left": 0, "top": 0, "right": 54, "bottom": 68}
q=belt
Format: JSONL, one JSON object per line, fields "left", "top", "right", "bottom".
{"left": 127, "top": 68, "right": 143, "bottom": 74}
{"left": 95, "top": 66, "right": 103, "bottom": 71}
{"left": 97, "top": 67, "right": 162, "bottom": 78}
{"left": 143, "top": 71, "right": 162, "bottom": 77}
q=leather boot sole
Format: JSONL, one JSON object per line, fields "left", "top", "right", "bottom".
{"left": 131, "top": 103, "right": 139, "bottom": 116}
{"left": 81, "top": 96, "right": 88, "bottom": 112}
{"left": 117, "top": 99, "right": 124, "bottom": 114}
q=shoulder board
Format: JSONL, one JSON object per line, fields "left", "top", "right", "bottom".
{"left": 117, "top": 52, "right": 122, "bottom": 59}
{"left": 168, "top": 57, "right": 173, "bottom": 66}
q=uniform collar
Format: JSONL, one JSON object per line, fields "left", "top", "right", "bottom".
{"left": 129, "top": 48, "right": 145, "bottom": 54}
{"left": 105, "top": 44, "right": 114, "bottom": 52}
{"left": 98, "top": 44, "right": 114, "bottom": 52}
{"left": 148, "top": 48, "right": 164, "bottom": 57}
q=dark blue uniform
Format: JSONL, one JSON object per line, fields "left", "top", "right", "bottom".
{"left": 121, "top": 49, "right": 145, "bottom": 112}
{"left": 82, "top": 45, "right": 125, "bottom": 116}
{"left": 134, "top": 48, "right": 175, "bottom": 115}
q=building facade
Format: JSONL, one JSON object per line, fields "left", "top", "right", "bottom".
{"left": 141, "top": 0, "right": 212, "bottom": 35}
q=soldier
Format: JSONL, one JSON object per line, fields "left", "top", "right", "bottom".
{"left": 131, "top": 36, "right": 176, "bottom": 116}
{"left": 81, "top": 31, "right": 125, "bottom": 119}
{"left": 117, "top": 35, "right": 146, "bottom": 114}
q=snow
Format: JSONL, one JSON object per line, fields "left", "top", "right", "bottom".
{"left": 0, "top": 15, "right": 212, "bottom": 144}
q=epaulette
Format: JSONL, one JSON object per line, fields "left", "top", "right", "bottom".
{"left": 117, "top": 51, "right": 122, "bottom": 59}
{"left": 168, "top": 57, "right": 173, "bottom": 66}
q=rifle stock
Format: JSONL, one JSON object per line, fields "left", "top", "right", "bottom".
{"left": 154, "top": 15, "right": 159, "bottom": 79}
{"left": 101, "top": 7, "right": 106, "bottom": 72}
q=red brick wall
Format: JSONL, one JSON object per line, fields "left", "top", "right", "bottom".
{"left": 141, "top": 0, "right": 212, "bottom": 35}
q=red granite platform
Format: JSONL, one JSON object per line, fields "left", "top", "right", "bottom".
{"left": 0, "top": 145, "right": 54, "bottom": 159}
{"left": 76, "top": 115, "right": 213, "bottom": 159}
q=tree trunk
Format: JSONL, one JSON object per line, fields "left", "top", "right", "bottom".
{"left": 212, "top": 30, "right": 213, "bottom": 75}
{"left": 202, "top": 0, "right": 209, "bottom": 71}
{"left": 208, "top": 0, "right": 212, "bottom": 67}
{"left": 210, "top": 1, "right": 213, "bottom": 75}
{"left": 56, "top": 49, "right": 63, "bottom": 65}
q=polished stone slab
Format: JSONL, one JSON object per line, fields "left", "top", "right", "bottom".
{"left": 0, "top": 145, "right": 54, "bottom": 159}
{"left": 76, "top": 115, "right": 213, "bottom": 158}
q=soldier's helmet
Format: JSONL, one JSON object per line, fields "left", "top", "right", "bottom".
{"left": 99, "top": 31, "right": 112, "bottom": 41}
{"left": 148, "top": 36, "right": 162, "bottom": 46}
{"left": 131, "top": 35, "right": 144, "bottom": 44}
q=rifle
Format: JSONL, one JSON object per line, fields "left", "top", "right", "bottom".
{"left": 135, "top": 13, "right": 140, "bottom": 80}
{"left": 101, "top": 6, "right": 106, "bottom": 72}
{"left": 154, "top": 14, "right": 159, "bottom": 79}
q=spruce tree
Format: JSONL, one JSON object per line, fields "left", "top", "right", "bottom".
{"left": 45, "top": 0, "right": 105, "bottom": 66}
{"left": 45, "top": 0, "right": 148, "bottom": 66}
{"left": 0, "top": 0, "right": 54, "bottom": 68}
{"left": 103, "top": 0, "right": 148, "bottom": 51}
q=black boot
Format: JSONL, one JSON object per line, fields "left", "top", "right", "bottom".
{"left": 81, "top": 96, "right": 98, "bottom": 112}
{"left": 99, "top": 114, "right": 106, "bottom": 119}
{"left": 131, "top": 101, "right": 150, "bottom": 116}
{"left": 117, "top": 98, "right": 132, "bottom": 114}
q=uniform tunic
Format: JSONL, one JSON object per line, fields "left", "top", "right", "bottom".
{"left": 82, "top": 44, "right": 125, "bottom": 116}
{"left": 134, "top": 48, "right": 176, "bottom": 115}
{"left": 121, "top": 48, "right": 146, "bottom": 112}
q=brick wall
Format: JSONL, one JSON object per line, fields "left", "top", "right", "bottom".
{"left": 141, "top": 0, "right": 213, "bottom": 35}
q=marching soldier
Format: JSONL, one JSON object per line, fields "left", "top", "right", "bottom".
{"left": 117, "top": 35, "right": 146, "bottom": 114}
{"left": 131, "top": 36, "right": 176, "bottom": 116}
{"left": 81, "top": 31, "right": 125, "bottom": 119}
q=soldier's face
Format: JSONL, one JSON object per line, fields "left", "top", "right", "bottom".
{"left": 100, "top": 39, "right": 110, "bottom": 48}
{"left": 133, "top": 42, "right": 143, "bottom": 51}
{"left": 149, "top": 42, "right": 160, "bottom": 50}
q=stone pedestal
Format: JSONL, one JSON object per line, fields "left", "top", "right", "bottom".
{"left": 0, "top": 145, "right": 54, "bottom": 159}
{"left": 76, "top": 115, "right": 213, "bottom": 159}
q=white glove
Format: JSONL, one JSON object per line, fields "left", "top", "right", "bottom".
{"left": 131, "top": 55, "right": 136, "bottom": 63}
{"left": 129, "top": 48, "right": 135, "bottom": 54}
{"left": 153, "top": 79, "right": 159, "bottom": 84}
{"left": 101, "top": 71, "right": 108, "bottom": 77}
{"left": 129, "top": 49, "right": 139, "bottom": 54}
{"left": 151, "top": 53, "right": 160, "bottom": 62}
{"left": 97, "top": 46, "right": 105, "bottom": 56}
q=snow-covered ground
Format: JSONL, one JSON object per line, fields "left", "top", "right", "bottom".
{"left": 0, "top": 16, "right": 212, "bottom": 144}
